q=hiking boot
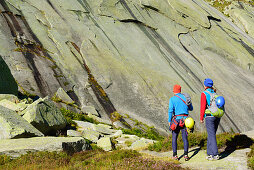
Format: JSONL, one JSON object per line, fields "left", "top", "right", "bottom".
{"left": 172, "top": 155, "right": 179, "bottom": 160}
{"left": 213, "top": 155, "right": 220, "bottom": 160}
{"left": 206, "top": 155, "right": 213, "bottom": 161}
{"left": 184, "top": 155, "right": 190, "bottom": 161}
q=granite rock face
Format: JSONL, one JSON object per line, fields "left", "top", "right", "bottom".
{"left": 0, "top": 0, "right": 253, "bottom": 134}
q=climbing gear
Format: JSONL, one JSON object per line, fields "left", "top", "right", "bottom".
{"left": 172, "top": 155, "right": 179, "bottom": 160}
{"left": 204, "top": 90, "right": 224, "bottom": 118}
{"left": 185, "top": 117, "right": 195, "bottom": 129}
{"left": 213, "top": 155, "right": 220, "bottom": 160}
{"left": 215, "top": 96, "right": 225, "bottom": 108}
{"left": 170, "top": 114, "right": 188, "bottom": 131}
{"left": 184, "top": 155, "right": 190, "bottom": 161}
{"left": 182, "top": 93, "right": 192, "bottom": 106}
{"left": 174, "top": 94, "right": 192, "bottom": 106}
{"left": 206, "top": 155, "right": 213, "bottom": 161}
{"left": 170, "top": 118, "right": 178, "bottom": 131}
{"left": 179, "top": 118, "right": 185, "bottom": 127}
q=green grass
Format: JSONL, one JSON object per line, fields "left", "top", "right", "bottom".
{"left": 148, "top": 132, "right": 253, "bottom": 152}
{"left": 122, "top": 127, "right": 164, "bottom": 141}
{"left": 61, "top": 108, "right": 99, "bottom": 128}
{"left": 248, "top": 144, "right": 254, "bottom": 169}
{"left": 0, "top": 150, "right": 186, "bottom": 170}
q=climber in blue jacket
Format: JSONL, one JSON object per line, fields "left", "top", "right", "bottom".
{"left": 168, "top": 84, "right": 193, "bottom": 161}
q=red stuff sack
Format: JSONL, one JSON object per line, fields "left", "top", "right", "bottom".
{"left": 170, "top": 117, "right": 178, "bottom": 131}
{"left": 179, "top": 118, "right": 185, "bottom": 127}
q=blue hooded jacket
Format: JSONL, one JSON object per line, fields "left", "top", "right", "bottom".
{"left": 168, "top": 93, "right": 193, "bottom": 123}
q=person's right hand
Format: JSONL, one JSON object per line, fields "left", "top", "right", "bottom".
{"left": 200, "top": 120, "right": 204, "bottom": 123}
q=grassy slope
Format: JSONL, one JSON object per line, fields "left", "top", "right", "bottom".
{"left": 0, "top": 150, "right": 186, "bottom": 170}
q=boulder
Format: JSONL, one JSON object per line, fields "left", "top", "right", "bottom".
{"left": 74, "top": 120, "right": 95, "bottom": 131}
{"left": 97, "top": 137, "right": 112, "bottom": 151}
{"left": 87, "top": 113, "right": 111, "bottom": 125}
{"left": 129, "top": 138, "right": 155, "bottom": 150}
{"left": 0, "top": 106, "right": 44, "bottom": 139}
{"left": 22, "top": 99, "right": 67, "bottom": 135}
{"left": 110, "top": 130, "right": 123, "bottom": 138}
{"left": 67, "top": 130, "right": 82, "bottom": 137}
{"left": 93, "top": 124, "right": 117, "bottom": 135}
{"left": 54, "top": 87, "right": 74, "bottom": 104}
{"left": 0, "top": 99, "right": 27, "bottom": 112}
{"left": 81, "top": 106, "right": 99, "bottom": 116}
{"left": 0, "top": 137, "right": 90, "bottom": 157}
{"left": 0, "top": 94, "right": 18, "bottom": 103}
{"left": 82, "top": 129, "right": 100, "bottom": 142}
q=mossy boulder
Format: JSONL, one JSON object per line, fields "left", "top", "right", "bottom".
{"left": 22, "top": 99, "right": 67, "bottom": 135}
{"left": 0, "top": 106, "right": 43, "bottom": 139}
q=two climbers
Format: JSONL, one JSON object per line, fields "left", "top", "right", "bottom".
{"left": 168, "top": 84, "right": 193, "bottom": 161}
{"left": 168, "top": 78, "right": 225, "bottom": 161}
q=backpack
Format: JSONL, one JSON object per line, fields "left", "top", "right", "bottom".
{"left": 204, "top": 90, "right": 224, "bottom": 118}
{"left": 175, "top": 93, "right": 192, "bottom": 106}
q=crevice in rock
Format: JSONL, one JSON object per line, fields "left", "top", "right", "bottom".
{"left": 66, "top": 41, "right": 130, "bottom": 128}
{"left": 119, "top": 19, "right": 157, "bottom": 30}
{"left": 142, "top": 5, "right": 159, "bottom": 12}
{"left": 178, "top": 31, "right": 203, "bottom": 66}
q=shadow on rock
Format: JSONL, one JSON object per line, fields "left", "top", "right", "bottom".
{"left": 220, "top": 134, "right": 253, "bottom": 159}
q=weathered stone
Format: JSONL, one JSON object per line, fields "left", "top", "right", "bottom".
{"left": 82, "top": 129, "right": 100, "bottom": 142}
{"left": 87, "top": 113, "right": 111, "bottom": 125}
{"left": 0, "top": 137, "right": 89, "bottom": 157}
{"left": 74, "top": 120, "right": 95, "bottom": 131}
{"left": 110, "top": 130, "right": 123, "bottom": 138}
{"left": 22, "top": 99, "right": 67, "bottom": 135}
{"left": 113, "top": 120, "right": 130, "bottom": 129}
{"left": 67, "top": 130, "right": 82, "bottom": 137}
{"left": 130, "top": 138, "right": 155, "bottom": 150}
{"left": 97, "top": 137, "right": 112, "bottom": 151}
{"left": 93, "top": 124, "right": 117, "bottom": 135}
{"left": 0, "top": 106, "right": 44, "bottom": 139}
{"left": 81, "top": 106, "right": 99, "bottom": 116}
{"left": 0, "top": 99, "right": 27, "bottom": 113}
{"left": 0, "top": 94, "right": 18, "bottom": 103}
{"left": 62, "top": 139, "right": 92, "bottom": 155}
{"left": 55, "top": 87, "right": 74, "bottom": 104}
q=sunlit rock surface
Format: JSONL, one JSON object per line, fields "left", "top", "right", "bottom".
{"left": 0, "top": 0, "right": 253, "bottom": 134}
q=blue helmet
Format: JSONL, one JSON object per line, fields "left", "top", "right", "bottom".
{"left": 216, "top": 96, "right": 225, "bottom": 108}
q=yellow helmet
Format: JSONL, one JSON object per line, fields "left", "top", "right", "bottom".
{"left": 185, "top": 117, "right": 195, "bottom": 129}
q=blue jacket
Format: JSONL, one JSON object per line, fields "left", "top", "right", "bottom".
{"left": 168, "top": 93, "right": 193, "bottom": 123}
